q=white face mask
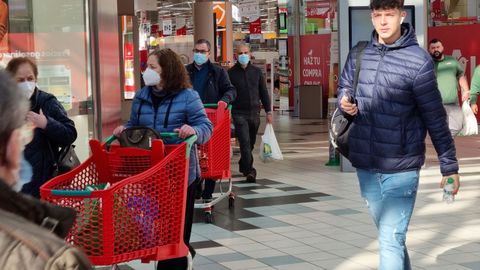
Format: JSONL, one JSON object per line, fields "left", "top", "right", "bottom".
{"left": 18, "top": 81, "right": 36, "bottom": 99}
{"left": 143, "top": 68, "right": 161, "bottom": 86}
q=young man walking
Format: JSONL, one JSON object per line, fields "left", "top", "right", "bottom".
{"left": 338, "top": 1, "right": 460, "bottom": 269}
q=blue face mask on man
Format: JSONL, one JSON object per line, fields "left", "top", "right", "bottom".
{"left": 14, "top": 153, "right": 32, "bottom": 192}
{"left": 238, "top": 54, "right": 250, "bottom": 65}
{"left": 193, "top": 53, "right": 208, "bottom": 66}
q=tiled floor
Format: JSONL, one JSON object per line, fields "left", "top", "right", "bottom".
{"left": 97, "top": 112, "right": 480, "bottom": 270}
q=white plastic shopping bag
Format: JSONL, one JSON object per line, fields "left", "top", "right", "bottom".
{"left": 459, "top": 100, "right": 478, "bottom": 136}
{"left": 259, "top": 124, "right": 283, "bottom": 162}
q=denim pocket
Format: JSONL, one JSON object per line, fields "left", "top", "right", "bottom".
{"left": 380, "top": 170, "right": 419, "bottom": 198}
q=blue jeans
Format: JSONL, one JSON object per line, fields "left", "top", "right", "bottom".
{"left": 357, "top": 169, "right": 419, "bottom": 270}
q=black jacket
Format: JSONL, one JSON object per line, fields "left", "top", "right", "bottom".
{"left": 337, "top": 23, "right": 458, "bottom": 176}
{"left": 22, "top": 89, "right": 77, "bottom": 198}
{"left": 186, "top": 61, "right": 237, "bottom": 104}
{"left": 228, "top": 62, "right": 271, "bottom": 115}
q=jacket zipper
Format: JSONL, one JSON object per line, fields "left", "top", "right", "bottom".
{"left": 371, "top": 46, "right": 387, "bottom": 167}
{"left": 153, "top": 103, "right": 158, "bottom": 129}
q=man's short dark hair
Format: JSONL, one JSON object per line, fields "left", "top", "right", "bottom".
{"left": 370, "top": 0, "right": 404, "bottom": 10}
{"left": 195, "top": 39, "right": 211, "bottom": 51}
{"left": 429, "top": 38, "right": 442, "bottom": 45}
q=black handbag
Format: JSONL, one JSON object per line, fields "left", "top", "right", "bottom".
{"left": 50, "top": 144, "right": 81, "bottom": 177}
{"left": 117, "top": 126, "right": 161, "bottom": 149}
{"left": 329, "top": 41, "right": 368, "bottom": 159}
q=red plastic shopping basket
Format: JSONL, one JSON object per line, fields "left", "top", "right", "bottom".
{"left": 40, "top": 133, "right": 196, "bottom": 266}
{"left": 198, "top": 103, "right": 231, "bottom": 180}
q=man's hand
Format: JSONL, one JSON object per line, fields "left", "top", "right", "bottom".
{"left": 471, "top": 104, "right": 478, "bottom": 114}
{"left": 217, "top": 100, "right": 228, "bottom": 110}
{"left": 113, "top": 125, "right": 126, "bottom": 137}
{"left": 26, "top": 109, "right": 48, "bottom": 129}
{"left": 174, "top": 124, "right": 196, "bottom": 139}
{"left": 266, "top": 113, "right": 273, "bottom": 124}
{"left": 340, "top": 95, "right": 358, "bottom": 116}
{"left": 441, "top": 174, "right": 460, "bottom": 195}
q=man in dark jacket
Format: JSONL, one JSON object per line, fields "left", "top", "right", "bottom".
{"left": 0, "top": 70, "right": 92, "bottom": 269}
{"left": 186, "top": 39, "right": 236, "bottom": 201}
{"left": 338, "top": 1, "right": 460, "bottom": 269}
{"left": 228, "top": 44, "right": 272, "bottom": 183}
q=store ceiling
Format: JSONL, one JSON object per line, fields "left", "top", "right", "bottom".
{"left": 155, "top": 0, "right": 279, "bottom": 32}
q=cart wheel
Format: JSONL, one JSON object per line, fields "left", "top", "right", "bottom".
{"left": 228, "top": 197, "right": 235, "bottom": 208}
{"left": 205, "top": 212, "right": 213, "bottom": 223}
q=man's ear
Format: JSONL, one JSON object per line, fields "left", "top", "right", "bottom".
{"left": 5, "top": 129, "right": 21, "bottom": 171}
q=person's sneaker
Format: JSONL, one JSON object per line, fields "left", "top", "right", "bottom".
{"left": 187, "top": 251, "right": 193, "bottom": 270}
{"left": 246, "top": 173, "right": 257, "bottom": 183}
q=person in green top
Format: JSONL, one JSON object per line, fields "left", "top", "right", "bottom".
{"left": 470, "top": 65, "right": 480, "bottom": 114}
{"left": 429, "top": 39, "right": 470, "bottom": 137}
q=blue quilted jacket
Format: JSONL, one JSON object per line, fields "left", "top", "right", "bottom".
{"left": 126, "top": 86, "right": 213, "bottom": 185}
{"left": 337, "top": 24, "right": 458, "bottom": 176}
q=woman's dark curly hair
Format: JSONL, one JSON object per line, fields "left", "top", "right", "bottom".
{"left": 149, "top": 48, "right": 192, "bottom": 92}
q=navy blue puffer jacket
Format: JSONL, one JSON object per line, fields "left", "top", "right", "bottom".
{"left": 125, "top": 86, "right": 213, "bottom": 185}
{"left": 337, "top": 24, "right": 458, "bottom": 176}
{"left": 22, "top": 89, "right": 77, "bottom": 198}
{"left": 186, "top": 61, "right": 237, "bottom": 104}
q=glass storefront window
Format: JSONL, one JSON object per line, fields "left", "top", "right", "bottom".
{"left": 287, "top": 0, "right": 336, "bottom": 35}
{"left": 429, "top": 0, "right": 480, "bottom": 27}
{"left": 1, "top": 0, "right": 93, "bottom": 161}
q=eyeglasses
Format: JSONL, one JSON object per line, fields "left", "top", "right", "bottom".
{"left": 193, "top": 49, "right": 210, "bottom": 54}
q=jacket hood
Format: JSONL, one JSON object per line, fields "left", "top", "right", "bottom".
{"left": 371, "top": 23, "right": 418, "bottom": 50}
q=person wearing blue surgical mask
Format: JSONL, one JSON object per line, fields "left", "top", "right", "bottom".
{"left": 228, "top": 44, "right": 272, "bottom": 183}
{"left": 185, "top": 39, "right": 236, "bottom": 204}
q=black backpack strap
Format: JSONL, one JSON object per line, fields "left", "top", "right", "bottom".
{"left": 353, "top": 41, "right": 369, "bottom": 97}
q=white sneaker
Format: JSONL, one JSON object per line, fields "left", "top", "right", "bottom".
{"left": 187, "top": 251, "right": 193, "bottom": 270}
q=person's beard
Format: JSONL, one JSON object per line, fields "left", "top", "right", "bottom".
{"left": 431, "top": 51, "right": 443, "bottom": 61}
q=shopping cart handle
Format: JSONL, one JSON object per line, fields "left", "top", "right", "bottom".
{"left": 51, "top": 189, "right": 92, "bottom": 197}
{"left": 104, "top": 133, "right": 196, "bottom": 158}
{"left": 105, "top": 135, "right": 117, "bottom": 150}
{"left": 203, "top": 103, "right": 232, "bottom": 110}
{"left": 160, "top": 133, "right": 197, "bottom": 158}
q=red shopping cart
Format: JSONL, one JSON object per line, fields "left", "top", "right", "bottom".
{"left": 40, "top": 133, "right": 196, "bottom": 268}
{"left": 195, "top": 103, "right": 234, "bottom": 223}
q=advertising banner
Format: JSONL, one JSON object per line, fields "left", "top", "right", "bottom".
{"left": 430, "top": 0, "right": 447, "bottom": 21}
{"left": 304, "top": 0, "right": 332, "bottom": 19}
{"left": 249, "top": 17, "right": 261, "bottom": 34}
{"left": 287, "top": 36, "right": 294, "bottom": 109}
{"left": 300, "top": 34, "right": 331, "bottom": 88}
